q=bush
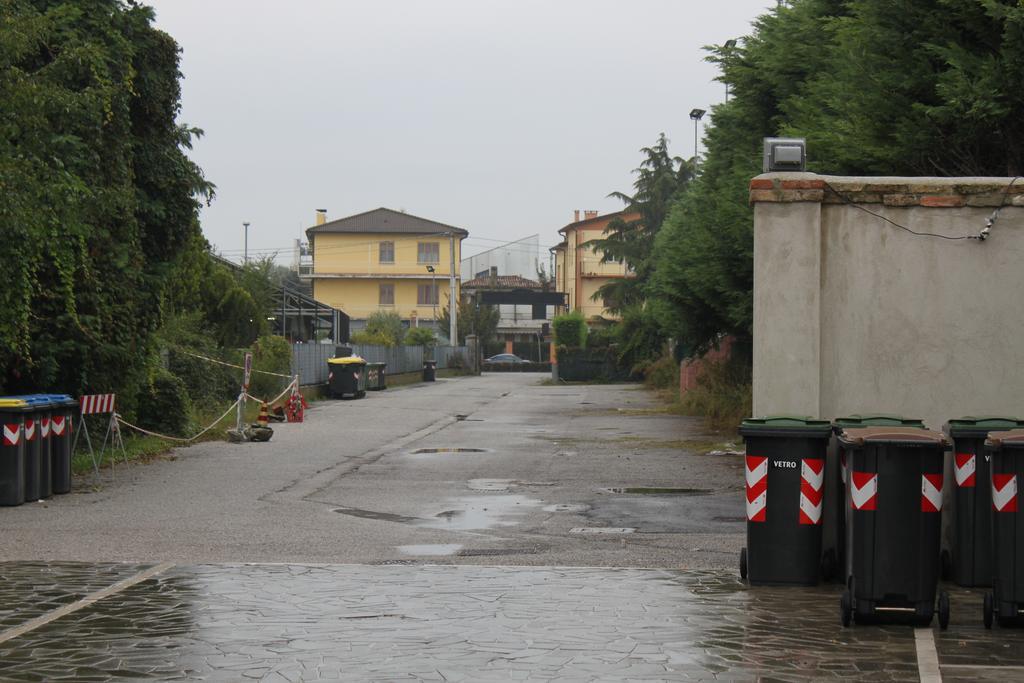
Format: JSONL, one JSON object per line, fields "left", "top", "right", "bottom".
{"left": 249, "top": 335, "right": 292, "bottom": 401}
{"left": 136, "top": 369, "right": 192, "bottom": 437}
{"left": 404, "top": 327, "right": 436, "bottom": 347}
{"left": 552, "top": 311, "right": 587, "bottom": 349}
{"left": 679, "top": 358, "right": 752, "bottom": 434}
{"left": 360, "top": 311, "right": 405, "bottom": 347}
{"left": 351, "top": 330, "right": 396, "bottom": 346}
{"left": 641, "top": 354, "right": 679, "bottom": 390}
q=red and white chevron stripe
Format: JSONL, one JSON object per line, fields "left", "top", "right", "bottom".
{"left": 851, "top": 471, "right": 877, "bottom": 510}
{"left": 745, "top": 455, "right": 768, "bottom": 522}
{"left": 921, "top": 473, "right": 943, "bottom": 513}
{"left": 24, "top": 419, "right": 35, "bottom": 442}
{"left": 51, "top": 415, "right": 66, "bottom": 436}
{"left": 993, "top": 474, "right": 1018, "bottom": 513}
{"left": 2, "top": 423, "right": 20, "bottom": 446}
{"left": 80, "top": 394, "right": 115, "bottom": 415}
{"left": 954, "top": 453, "right": 976, "bottom": 488}
{"left": 799, "top": 458, "right": 825, "bottom": 525}
{"left": 40, "top": 417, "right": 50, "bottom": 439}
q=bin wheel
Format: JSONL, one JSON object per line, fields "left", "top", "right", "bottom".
{"left": 940, "top": 549, "right": 952, "bottom": 581}
{"left": 739, "top": 547, "right": 748, "bottom": 580}
{"left": 983, "top": 592, "right": 993, "bottom": 630}
{"left": 840, "top": 589, "right": 853, "bottom": 628}
{"left": 821, "top": 548, "right": 837, "bottom": 581}
{"left": 938, "top": 591, "right": 951, "bottom": 630}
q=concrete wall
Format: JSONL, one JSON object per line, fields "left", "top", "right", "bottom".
{"left": 751, "top": 173, "right": 1024, "bottom": 429}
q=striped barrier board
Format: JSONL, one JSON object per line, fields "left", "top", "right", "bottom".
{"left": 80, "top": 394, "right": 116, "bottom": 415}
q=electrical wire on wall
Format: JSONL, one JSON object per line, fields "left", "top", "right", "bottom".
{"left": 823, "top": 177, "right": 1020, "bottom": 242}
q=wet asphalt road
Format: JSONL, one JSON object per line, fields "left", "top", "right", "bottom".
{"left": 1, "top": 374, "right": 1022, "bottom": 680}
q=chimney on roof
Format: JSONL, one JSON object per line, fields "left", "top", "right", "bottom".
{"left": 315, "top": 209, "right": 327, "bottom": 226}
{"left": 489, "top": 266, "right": 498, "bottom": 285}
{"left": 584, "top": 210, "right": 598, "bottom": 220}
{"left": 574, "top": 209, "right": 580, "bottom": 223}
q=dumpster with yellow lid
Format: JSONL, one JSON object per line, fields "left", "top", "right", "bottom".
{"left": 0, "top": 398, "right": 29, "bottom": 506}
{"left": 327, "top": 356, "right": 368, "bottom": 399}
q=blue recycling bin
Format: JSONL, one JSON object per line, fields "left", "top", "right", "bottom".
{"left": 43, "top": 395, "right": 77, "bottom": 494}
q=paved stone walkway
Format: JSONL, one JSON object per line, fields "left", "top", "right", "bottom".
{"left": 1, "top": 562, "right": 1021, "bottom": 681}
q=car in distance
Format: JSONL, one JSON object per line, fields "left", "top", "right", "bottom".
{"left": 484, "top": 353, "right": 528, "bottom": 363}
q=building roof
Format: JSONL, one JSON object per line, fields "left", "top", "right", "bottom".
{"left": 306, "top": 207, "right": 468, "bottom": 239}
{"left": 557, "top": 209, "right": 636, "bottom": 235}
{"left": 462, "top": 274, "right": 541, "bottom": 290}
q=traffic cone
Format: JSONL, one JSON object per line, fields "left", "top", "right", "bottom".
{"left": 258, "top": 402, "right": 269, "bottom": 428}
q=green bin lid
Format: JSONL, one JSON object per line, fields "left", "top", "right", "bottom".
{"left": 328, "top": 356, "right": 366, "bottom": 365}
{"left": 986, "top": 430, "right": 1024, "bottom": 451}
{"left": 947, "top": 416, "right": 1024, "bottom": 438}
{"left": 739, "top": 415, "right": 832, "bottom": 438}
{"left": 834, "top": 414, "right": 926, "bottom": 427}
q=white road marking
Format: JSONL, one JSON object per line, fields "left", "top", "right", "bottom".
{"left": 0, "top": 562, "right": 175, "bottom": 645}
{"left": 914, "top": 627, "right": 942, "bottom": 683}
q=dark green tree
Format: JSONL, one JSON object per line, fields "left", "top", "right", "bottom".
{"left": 440, "top": 299, "right": 499, "bottom": 347}
{"left": 586, "top": 134, "right": 694, "bottom": 313}
{"left": 0, "top": 0, "right": 211, "bottom": 398}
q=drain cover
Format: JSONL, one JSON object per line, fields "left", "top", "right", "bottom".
{"left": 603, "top": 487, "right": 712, "bottom": 495}
{"left": 411, "top": 447, "right": 487, "bottom": 454}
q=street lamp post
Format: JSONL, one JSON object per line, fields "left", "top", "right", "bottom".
{"left": 689, "top": 108, "right": 706, "bottom": 168}
{"left": 243, "top": 222, "right": 250, "bottom": 264}
{"left": 723, "top": 40, "right": 737, "bottom": 101}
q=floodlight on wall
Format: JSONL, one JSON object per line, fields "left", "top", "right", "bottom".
{"left": 762, "top": 137, "right": 806, "bottom": 172}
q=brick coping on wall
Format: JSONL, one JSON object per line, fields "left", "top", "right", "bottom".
{"left": 749, "top": 172, "right": 1024, "bottom": 208}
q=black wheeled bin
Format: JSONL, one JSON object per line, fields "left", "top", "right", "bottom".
{"left": 327, "top": 356, "right": 367, "bottom": 399}
{"left": 423, "top": 359, "right": 437, "bottom": 382}
{"left": 365, "top": 362, "right": 387, "bottom": 391}
{"left": 838, "top": 427, "right": 951, "bottom": 628}
{"left": 738, "top": 416, "right": 832, "bottom": 585}
{"left": 829, "top": 415, "right": 926, "bottom": 580}
{"left": 19, "top": 395, "right": 53, "bottom": 502}
{"left": 0, "top": 398, "right": 29, "bottom": 506}
{"left": 46, "top": 394, "right": 78, "bottom": 494}
{"left": 983, "top": 430, "right": 1024, "bottom": 628}
{"left": 947, "top": 417, "right": 1024, "bottom": 588}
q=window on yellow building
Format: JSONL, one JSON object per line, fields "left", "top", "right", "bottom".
{"left": 417, "top": 283, "right": 438, "bottom": 305}
{"left": 379, "top": 241, "right": 394, "bottom": 263}
{"left": 417, "top": 242, "right": 440, "bottom": 264}
{"left": 379, "top": 284, "right": 394, "bottom": 306}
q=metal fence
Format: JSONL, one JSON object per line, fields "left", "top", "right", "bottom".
{"left": 291, "top": 343, "right": 468, "bottom": 385}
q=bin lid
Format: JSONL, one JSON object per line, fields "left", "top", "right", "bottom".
{"left": 0, "top": 399, "right": 28, "bottom": 408}
{"left": 986, "top": 430, "right": 1024, "bottom": 450}
{"left": 834, "top": 414, "right": 926, "bottom": 428}
{"left": 739, "top": 415, "right": 832, "bottom": 438}
{"left": 947, "top": 416, "right": 1024, "bottom": 437}
{"left": 12, "top": 394, "right": 53, "bottom": 407}
{"left": 839, "top": 426, "right": 949, "bottom": 448}
{"left": 328, "top": 356, "right": 366, "bottom": 365}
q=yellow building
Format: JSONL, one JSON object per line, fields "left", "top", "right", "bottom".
{"left": 307, "top": 208, "right": 467, "bottom": 333}
{"left": 551, "top": 209, "right": 638, "bottom": 321}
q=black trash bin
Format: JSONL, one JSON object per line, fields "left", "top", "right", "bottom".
{"left": 423, "top": 359, "right": 437, "bottom": 382}
{"left": 365, "top": 362, "right": 387, "bottom": 391}
{"left": 19, "top": 395, "right": 53, "bottom": 502}
{"left": 0, "top": 398, "right": 29, "bottom": 506}
{"left": 829, "top": 415, "right": 926, "bottom": 580}
{"left": 946, "top": 417, "right": 1024, "bottom": 588}
{"left": 327, "top": 356, "right": 367, "bottom": 399}
{"left": 983, "top": 430, "right": 1024, "bottom": 628}
{"left": 46, "top": 394, "right": 78, "bottom": 495}
{"left": 738, "top": 416, "right": 833, "bottom": 585}
{"left": 838, "top": 427, "right": 951, "bottom": 628}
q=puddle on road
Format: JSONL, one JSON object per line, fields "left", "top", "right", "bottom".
{"left": 467, "top": 479, "right": 513, "bottom": 492}
{"left": 396, "top": 544, "right": 463, "bottom": 556}
{"left": 602, "top": 487, "right": 713, "bottom": 496}
{"left": 543, "top": 503, "right": 589, "bottom": 513}
{"left": 410, "top": 447, "right": 488, "bottom": 454}
{"left": 416, "top": 495, "right": 540, "bottom": 531}
{"left": 333, "top": 508, "right": 419, "bottom": 523}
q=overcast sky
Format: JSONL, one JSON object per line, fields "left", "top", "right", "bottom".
{"left": 146, "top": 0, "right": 773, "bottom": 263}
